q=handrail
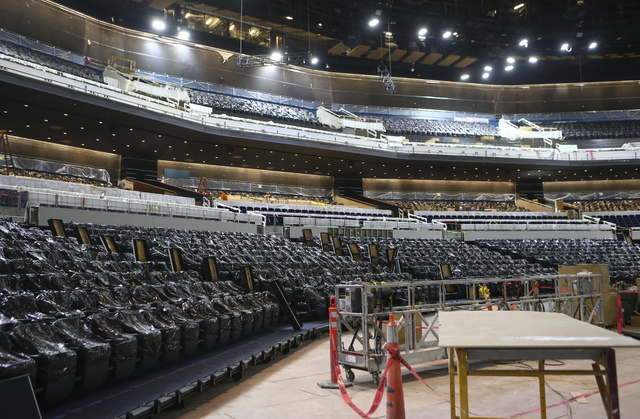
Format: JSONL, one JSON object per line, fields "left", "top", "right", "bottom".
{"left": 1, "top": 54, "right": 639, "bottom": 164}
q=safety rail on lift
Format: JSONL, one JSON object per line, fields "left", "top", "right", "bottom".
{"left": 333, "top": 273, "right": 604, "bottom": 383}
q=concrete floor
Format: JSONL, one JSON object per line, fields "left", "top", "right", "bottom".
{"left": 163, "top": 333, "right": 640, "bottom": 419}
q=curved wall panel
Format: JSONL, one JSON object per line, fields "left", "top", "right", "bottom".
{"left": 1, "top": 0, "right": 639, "bottom": 115}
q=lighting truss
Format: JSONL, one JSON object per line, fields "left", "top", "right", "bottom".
{"left": 377, "top": 65, "right": 395, "bottom": 94}
{"left": 237, "top": 52, "right": 311, "bottom": 68}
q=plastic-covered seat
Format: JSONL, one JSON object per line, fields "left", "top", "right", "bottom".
{"left": 8, "top": 322, "right": 77, "bottom": 401}
{"left": 112, "top": 311, "right": 162, "bottom": 369}
{"left": 140, "top": 309, "right": 181, "bottom": 362}
{"left": 52, "top": 317, "right": 111, "bottom": 389}
{"left": 152, "top": 303, "right": 200, "bottom": 357}
{"left": 87, "top": 313, "right": 138, "bottom": 378}
{"left": 181, "top": 298, "right": 222, "bottom": 349}
{"left": 0, "top": 330, "right": 37, "bottom": 382}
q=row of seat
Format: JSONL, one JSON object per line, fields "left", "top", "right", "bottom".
{"left": 0, "top": 40, "right": 102, "bottom": 83}
{"left": 392, "top": 200, "right": 524, "bottom": 212}
{"left": 571, "top": 200, "right": 640, "bottom": 212}
{"left": 540, "top": 120, "right": 640, "bottom": 140}
{"left": 379, "top": 117, "right": 501, "bottom": 138}
{"left": 188, "top": 90, "right": 320, "bottom": 126}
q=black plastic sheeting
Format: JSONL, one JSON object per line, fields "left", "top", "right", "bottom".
{"left": 0, "top": 330, "right": 37, "bottom": 380}
{"left": 8, "top": 323, "right": 77, "bottom": 381}
{"left": 86, "top": 313, "right": 137, "bottom": 362}
{"left": 51, "top": 318, "right": 111, "bottom": 361}
{"left": 112, "top": 311, "right": 162, "bottom": 359}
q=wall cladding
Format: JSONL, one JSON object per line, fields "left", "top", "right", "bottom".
{"left": 1, "top": 0, "right": 639, "bottom": 115}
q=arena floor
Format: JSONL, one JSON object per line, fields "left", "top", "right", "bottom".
{"left": 163, "top": 331, "right": 640, "bottom": 419}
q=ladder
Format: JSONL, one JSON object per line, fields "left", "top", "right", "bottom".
{"left": 196, "top": 176, "right": 208, "bottom": 193}
{"left": 0, "top": 130, "right": 14, "bottom": 173}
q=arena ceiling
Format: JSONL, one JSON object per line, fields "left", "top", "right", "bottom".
{"left": 55, "top": 0, "right": 640, "bottom": 85}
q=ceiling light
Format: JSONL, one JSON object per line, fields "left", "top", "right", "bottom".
{"left": 385, "top": 31, "right": 393, "bottom": 38}
{"left": 528, "top": 56, "right": 538, "bottom": 63}
{"left": 369, "top": 18, "right": 379, "bottom": 27}
{"left": 310, "top": 56, "right": 319, "bottom": 65}
{"left": 271, "top": 51, "right": 283, "bottom": 61}
{"left": 484, "top": 65, "right": 493, "bottom": 71}
{"left": 505, "top": 65, "right": 514, "bottom": 71}
{"left": 513, "top": 3, "right": 525, "bottom": 10}
{"left": 418, "top": 28, "right": 428, "bottom": 36}
{"left": 205, "top": 18, "right": 213, "bottom": 25}
{"left": 519, "top": 39, "right": 528, "bottom": 47}
{"left": 185, "top": 13, "right": 191, "bottom": 19}
{"left": 460, "top": 74, "right": 470, "bottom": 80}
{"left": 284, "top": 16, "right": 293, "bottom": 20}
{"left": 589, "top": 42, "right": 597, "bottom": 49}
{"left": 152, "top": 19, "right": 166, "bottom": 31}
{"left": 442, "top": 31, "right": 452, "bottom": 39}
{"left": 507, "top": 56, "right": 515, "bottom": 63}
{"left": 561, "top": 43, "right": 571, "bottom": 52}
{"left": 482, "top": 72, "right": 490, "bottom": 79}
{"left": 177, "top": 30, "right": 189, "bottom": 40}
{"left": 229, "top": 23, "right": 235, "bottom": 30}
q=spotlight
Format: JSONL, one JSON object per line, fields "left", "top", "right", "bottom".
{"left": 505, "top": 65, "right": 514, "bottom": 71}
{"left": 507, "top": 57, "right": 515, "bottom": 63}
{"left": 310, "top": 56, "right": 319, "bottom": 65}
{"left": 284, "top": 16, "right": 293, "bottom": 20}
{"left": 271, "top": 52, "right": 283, "bottom": 61}
{"left": 460, "top": 74, "right": 470, "bottom": 80}
{"left": 369, "top": 18, "right": 379, "bottom": 27}
{"left": 589, "top": 42, "right": 597, "bottom": 49}
{"left": 484, "top": 65, "right": 493, "bottom": 71}
{"left": 177, "top": 29, "right": 190, "bottom": 40}
{"left": 513, "top": 3, "right": 525, "bottom": 10}
{"left": 442, "top": 31, "right": 452, "bottom": 39}
{"left": 418, "top": 28, "right": 428, "bottom": 36}
{"left": 482, "top": 72, "right": 490, "bottom": 79}
{"left": 205, "top": 18, "right": 213, "bottom": 25}
{"left": 528, "top": 56, "right": 538, "bottom": 63}
{"left": 519, "top": 39, "right": 528, "bottom": 48}
{"left": 152, "top": 19, "right": 166, "bottom": 31}
{"left": 561, "top": 43, "right": 572, "bottom": 52}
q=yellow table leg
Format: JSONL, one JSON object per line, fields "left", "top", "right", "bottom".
{"left": 538, "top": 360, "right": 547, "bottom": 419}
{"left": 449, "top": 348, "right": 456, "bottom": 419}
{"left": 457, "top": 349, "right": 469, "bottom": 419}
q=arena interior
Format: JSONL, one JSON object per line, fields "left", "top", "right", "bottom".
{"left": 1, "top": 1, "right": 640, "bottom": 418}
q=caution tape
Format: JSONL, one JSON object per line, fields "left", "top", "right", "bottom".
{"left": 330, "top": 336, "right": 389, "bottom": 419}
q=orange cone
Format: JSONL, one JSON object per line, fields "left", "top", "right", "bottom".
{"left": 386, "top": 313, "right": 405, "bottom": 419}
{"left": 318, "top": 297, "right": 352, "bottom": 389}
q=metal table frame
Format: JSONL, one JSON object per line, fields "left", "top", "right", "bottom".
{"left": 439, "top": 311, "right": 639, "bottom": 419}
{"left": 448, "top": 346, "right": 618, "bottom": 419}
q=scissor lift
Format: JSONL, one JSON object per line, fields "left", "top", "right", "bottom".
{"left": 334, "top": 272, "right": 604, "bottom": 383}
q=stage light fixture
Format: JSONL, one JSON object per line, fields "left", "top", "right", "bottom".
{"left": 152, "top": 19, "right": 166, "bottom": 31}
{"left": 528, "top": 56, "right": 538, "bottom": 63}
